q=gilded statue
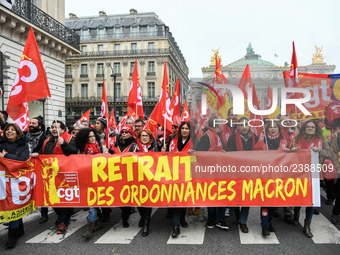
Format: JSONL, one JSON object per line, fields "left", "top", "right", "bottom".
{"left": 312, "top": 45, "right": 324, "bottom": 63}
{"left": 210, "top": 48, "right": 221, "bottom": 65}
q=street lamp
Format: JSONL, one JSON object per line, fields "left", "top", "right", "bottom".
{"left": 106, "top": 63, "right": 117, "bottom": 121}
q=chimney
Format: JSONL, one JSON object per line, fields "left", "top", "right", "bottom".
{"left": 99, "top": 11, "right": 107, "bottom": 17}
{"left": 129, "top": 9, "right": 137, "bottom": 15}
{"left": 69, "top": 13, "right": 78, "bottom": 19}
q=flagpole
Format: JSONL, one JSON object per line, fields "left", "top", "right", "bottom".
{"left": 163, "top": 113, "right": 166, "bottom": 148}
{"left": 261, "top": 116, "right": 268, "bottom": 151}
{"left": 49, "top": 96, "right": 60, "bottom": 138}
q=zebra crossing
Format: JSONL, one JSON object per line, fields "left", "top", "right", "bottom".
{"left": 1, "top": 205, "right": 340, "bottom": 245}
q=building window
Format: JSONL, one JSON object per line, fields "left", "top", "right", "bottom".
{"left": 148, "top": 42, "right": 154, "bottom": 53}
{"left": 114, "top": 28, "right": 122, "bottom": 39}
{"left": 130, "top": 61, "right": 135, "bottom": 75}
{"left": 81, "top": 45, "right": 87, "bottom": 53}
{"left": 65, "top": 65, "right": 72, "bottom": 78}
{"left": 97, "top": 28, "right": 105, "bottom": 40}
{"left": 130, "top": 27, "right": 139, "bottom": 38}
{"left": 114, "top": 62, "right": 121, "bottom": 75}
{"left": 80, "top": 29, "right": 90, "bottom": 40}
{"left": 147, "top": 61, "right": 155, "bottom": 75}
{"left": 98, "top": 44, "right": 104, "bottom": 52}
{"left": 131, "top": 43, "right": 137, "bottom": 53}
{"left": 97, "top": 83, "right": 103, "bottom": 98}
{"left": 66, "top": 84, "right": 72, "bottom": 98}
{"left": 114, "top": 44, "right": 120, "bottom": 51}
{"left": 80, "top": 64, "right": 88, "bottom": 78}
{"left": 97, "top": 63, "right": 104, "bottom": 77}
{"left": 115, "top": 83, "right": 121, "bottom": 99}
{"left": 148, "top": 82, "right": 155, "bottom": 98}
{"left": 147, "top": 26, "right": 157, "bottom": 37}
{"left": 81, "top": 84, "right": 88, "bottom": 98}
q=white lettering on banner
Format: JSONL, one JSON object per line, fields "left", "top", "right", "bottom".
{"left": 0, "top": 172, "right": 35, "bottom": 205}
{"left": 57, "top": 187, "right": 80, "bottom": 201}
{"left": 0, "top": 171, "right": 9, "bottom": 200}
{"left": 11, "top": 60, "right": 38, "bottom": 96}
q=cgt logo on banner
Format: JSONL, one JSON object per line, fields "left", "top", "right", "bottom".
{"left": 0, "top": 159, "right": 35, "bottom": 223}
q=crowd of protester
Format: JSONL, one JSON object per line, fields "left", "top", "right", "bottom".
{"left": 1, "top": 105, "right": 340, "bottom": 249}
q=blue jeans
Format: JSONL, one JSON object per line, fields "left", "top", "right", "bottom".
{"left": 88, "top": 207, "right": 99, "bottom": 222}
{"left": 208, "top": 207, "right": 226, "bottom": 222}
{"left": 173, "top": 208, "right": 187, "bottom": 226}
{"left": 235, "top": 207, "right": 250, "bottom": 224}
{"left": 260, "top": 207, "right": 275, "bottom": 227}
{"left": 294, "top": 207, "right": 315, "bottom": 222}
{"left": 53, "top": 207, "right": 72, "bottom": 225}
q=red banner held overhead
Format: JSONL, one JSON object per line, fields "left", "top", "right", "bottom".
{"left": 31, "top": 151, "right": 319, "bottom": 208}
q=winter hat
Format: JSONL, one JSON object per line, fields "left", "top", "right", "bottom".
{"left": 98, "top": 117, "right": 108, "bottom": 129}
{"left": 121, "top": 125, "right": 133, "bottom": 135}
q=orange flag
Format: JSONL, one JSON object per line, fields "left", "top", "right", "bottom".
{"left": 109, "top": 108, "right": 116, "bottom": 129}
{"left": 73, "top": 109, "right": 91, "bottom": 126}
{"left": 7, "top": 27, "right": 51, "bottom": 121}
{"left": 238, "top": 64, "right": 252, "bottom": 118}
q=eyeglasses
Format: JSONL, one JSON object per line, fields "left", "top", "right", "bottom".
{"left": 121, "top": 131, "right": 129, "bottom": 134}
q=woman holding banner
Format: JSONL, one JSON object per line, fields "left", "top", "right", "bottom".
{"left": 129, "top": 129, "right": 158, "bottom": 237}
{"left": 75, "top": 128, "right": 104, "bottom": 239}
{"left": 254, "top": 121, "right": 288, "bottom": 236}
{"left": 0, "top": 124, "right": 29, "bottom": 248}
{"left": 109, "top": 125, "right": 136, "bottom": 228}
{"left": 166, "top": 121, "right": 192, "bottom": 238}
{"left": 291, "top": 120, "right": 337, "bottom": 238}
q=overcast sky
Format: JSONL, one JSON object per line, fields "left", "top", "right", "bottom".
{"left": 65, "top": 0, "right": 340, "bottom": 78}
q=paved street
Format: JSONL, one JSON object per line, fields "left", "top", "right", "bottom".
{"left": 1, "top": 193, "right": 340, "bottom": 255}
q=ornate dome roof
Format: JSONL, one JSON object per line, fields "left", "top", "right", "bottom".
{"left": 226, "top": 42, "right": 276, "bottom": 68}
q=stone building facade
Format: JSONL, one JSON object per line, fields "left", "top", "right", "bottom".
{"left": 64, "top": 9, "right": 189, "bottom": 126}
{"left": 0, "top": 0, "right": 80, "bottom": 124}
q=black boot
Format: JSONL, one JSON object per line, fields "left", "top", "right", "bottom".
{"left": 293, "top": 208, "right": 300, "bottom": 226}
{"left": 142, "top": 219, "right": 149, "bottom": 237}
{"left": 39, "top": 207, "right": 48, "bottom": 224}
{"left": 180, "top": 215, "right": 188, "bottom": 228}
{"left": 171, "top": 225, "right": 180, "bottom": 238}
{"left": 6, "top": 228, "right": 20, "bottom": 249}
{"left": 138, "top": 208, "right": 145, "bottom": 228}
{"left": 303, "top": 220, "right": 313, "bottom": 238}
{"left": 262, "top": 225, "right": 270, "bottom": 236}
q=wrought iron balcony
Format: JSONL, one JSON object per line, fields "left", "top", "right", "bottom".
{"left": 72, "top": 48, "right": 170, "bottom": 58}
{"left": 10, "top": 0, "right": 80, "bottom": 50}
{"left": 147, "top": 72, "right": 156, "bottom": 76}
{"left": 96, "top": 73, "right": 104, "bottom": 78}
{"left": 80, "top": 74, "right": 88, "bottom": 78}
{"left": 65, "top": 74, "right": 72, "bottom": 78}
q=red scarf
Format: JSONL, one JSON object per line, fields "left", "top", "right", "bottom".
{"left": 221, "top": 124, "right": 233, "bottom": 148}
{"left": 135, "top": 139, "right": 153, "bottom": 152}
{"left": 169, "top": 136, "right": 191, "bottom": 152}
{"left": 235, "top": 129, "right": 255, "bottom": 151}
{"left": 53, "top": 132, "right": 73, "bottom": 155}
{"left": 206, "top": 127, "right": 223, "bottom": 151}
{"left": 254, "top": 134, "right": 287, "bottom": 151}
{"left": 83, "top": 142, "right": 101, "bottom": 154}
{"left": 294, "top": 136, "right": 322, "bottom": 150}
{"left": 282, "top": 129, "right": 296, "bottom": 148}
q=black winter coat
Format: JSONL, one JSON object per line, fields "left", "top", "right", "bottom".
{"left": 39, "top": 136, "right": 77, "bottom": 155}
{"left": 0, "top": 136, "right": 29, "bottom": 161}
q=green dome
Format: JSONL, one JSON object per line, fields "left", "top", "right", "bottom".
{"left": 227, "top": 42, "right": 276, "bottom": 68}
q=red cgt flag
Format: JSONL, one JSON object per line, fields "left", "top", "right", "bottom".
{"left": 7, "top": 28, "right": 51, "bottom": 121}
{"left": 238, "top": 64, "right": 252, "bottom": 118}
{"left": 73, "top": 109, "right": 91, "bottom": 126}
{"left": 14, "top": 102, "right": 29, "bottom": 131}
{"left": 101, "top": 80, "right": 109, "bottom": 120}
{"left": 127, "top": 59, "right": 144, "bottom": 120}
{"left": 180, "top": 99, "right": 190, "bottom": 122}
{"left": 249, "top": 83, "right": 263, "bottom": 138}
{"left": 109, "top": 108, "right": 116, "bottom": 129}
{"left": 169, "top": 79, "right": 181, "bottom": 125}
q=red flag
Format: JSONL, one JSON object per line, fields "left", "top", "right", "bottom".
{"left": 14, "top": 102, "right": 29, "bottom": 131}
{"left": 249, "top": 83, "right": 263, "bottom": 138}
{"left": 180, "top": 100, "right": 190, "bottom": 122}
{"left": 238, "top": 64, "right": 252, "bottom": 118}
{"left": 7, "top": 28, "right": 51, "bottom": 121}
{"left": 170, "top": 79, "right": 181, "bottom": 125}
{"left": 146, "top": 61, "right": 172, "bottom": 134}
{"left": 266, "top": 86, "right": 281, "bottom": 119}
{"left": 109, "top": 108, "right": 116, "bottom": 129}
{"left": 115, "top": 113, "right": 129, "bottom": 134}
{"left": 101, "top": 81, "right": 109, "bottom": 120}
{"left": 73, "top": 109, "right": 91, "bottom": 126}
{"left": 127, "top": 59, "right": 144, "bottom": 120}
{"left": 101, "top": 81, "right": 109, "bottom": 147}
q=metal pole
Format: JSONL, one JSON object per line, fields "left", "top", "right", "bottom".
{"left": 113, "top": 74, "right": 117, "bottom": 120}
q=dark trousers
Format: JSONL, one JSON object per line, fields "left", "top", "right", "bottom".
{"left": 53, "top": 207, "right": 73, "bottom": 225}
{"left": 260, "top": 207, "right": 275, "bottom": 227}
{"left": 332, "top": 179, "right": 340, "bottom": 215}
{"left": 173, "top": 208, "right": 187, "bottom": 226}
{"left": 208, "top": 207, "right": 226, "bottom": 222}
{"left": 120, "top": 207, "right": 131, "bottom": 221}
{"left": 325, "top": 179, "right": 336, "bottom": 200}
{"left": 138, "top": 207, "right": 152, "bottom": 221}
